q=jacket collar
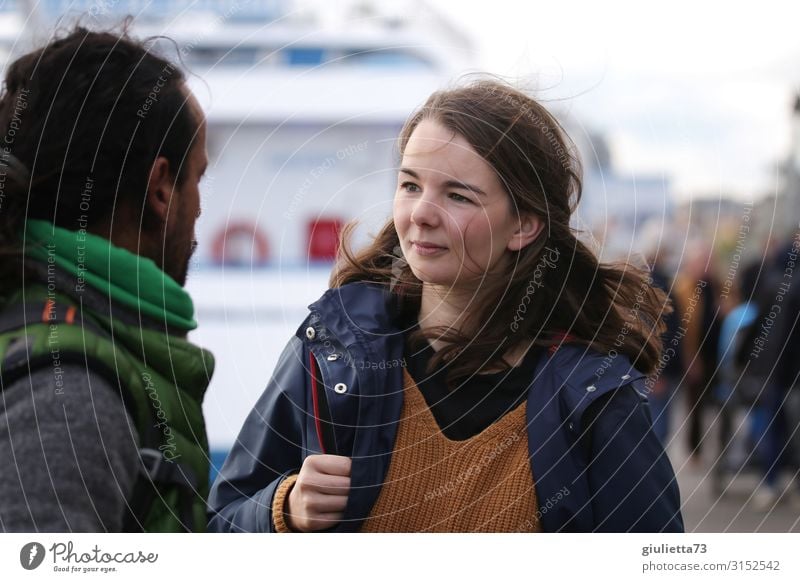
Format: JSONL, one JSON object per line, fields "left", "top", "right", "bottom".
{"left": 306, "top": 281, "right": 643, "bottom": 400}
{"left": 307, "top": 282, "right": 403, "bottom": 361}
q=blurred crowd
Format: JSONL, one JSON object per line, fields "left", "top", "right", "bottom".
{"left": 633, "top": 218, "right": 800, "bottom": 511}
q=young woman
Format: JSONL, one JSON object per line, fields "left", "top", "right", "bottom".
{"left": 208, "top": 80, "right": 684, "bottom": 533}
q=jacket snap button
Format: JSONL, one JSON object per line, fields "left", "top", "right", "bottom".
{"left": 568, "top": 422, "right": 574, "bottom": 430}
{"left": 327, "top": 354, "right": 339, "bottom": 361}
{"left": 334, "top": 383, "right": 347, "bottom": 394}
{"left": 586, "top": 385, "right": 596, "bottom": 392}
{"left": 621, "top": 374, "right": 631, "bottom": 380}
{"left": 305, "top": 327, "right": 315, "bottom": 340}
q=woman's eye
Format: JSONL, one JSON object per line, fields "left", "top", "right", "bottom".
{"left": 448, "top": 192, "right": 472, "bottom": 203}
{"left": 400, "top": 181, "right": 420, "bottom": 192}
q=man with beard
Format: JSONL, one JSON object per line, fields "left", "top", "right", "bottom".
{"left": 0, "top": 27, "right": 213, "bottom": 532}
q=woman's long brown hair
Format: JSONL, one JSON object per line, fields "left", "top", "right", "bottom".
{"left": 330, "top": 79, "right": 668, "bottom": 387}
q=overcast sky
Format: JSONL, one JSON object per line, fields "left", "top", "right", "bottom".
{"left": 430, "top": 0, "right": 800, "bottom": 202}
{"left": 11, "top": 0, "right": 798, "bottom": 203}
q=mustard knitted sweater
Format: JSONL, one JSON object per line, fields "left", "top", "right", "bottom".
{"left": 360, "top": 369, "right": 540, "bottom": 532}
{"left": 273, "top": 369, "right": 541, "bottom": 532}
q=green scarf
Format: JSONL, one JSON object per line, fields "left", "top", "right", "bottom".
{"left": 24, "top": 219, "right": 197, "bottom": 330}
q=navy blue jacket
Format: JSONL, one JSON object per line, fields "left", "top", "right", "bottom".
{"left": 208, "top": 282, "right": 684, "bottom": 532}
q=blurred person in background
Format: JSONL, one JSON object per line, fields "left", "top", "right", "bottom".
{"left": 0, "top": 26, "right": 213, "bottom": 531}
{"left": 209, "top": 79, "right": 683, "bottom": 533}
{"left": 638, "top": 222, "right": 684, "bottom": 447}
{"left": 673, "top": 242, "right": 721, "bottom": 466}
{"left": 774, "top": 235, "right": 800, "bottom": 505}
{"left": 734, "top": 238, "right": 800, "bottom": 508}
{"left": 713, "top": 262, "right": 761, "bottom": 495}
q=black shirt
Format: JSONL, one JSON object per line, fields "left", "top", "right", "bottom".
{"left": 403, "top": 323, "right": 542, "bottom": 441}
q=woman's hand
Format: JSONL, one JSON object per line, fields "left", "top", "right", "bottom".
{"left": 285, "top": 454, "right": 351, "bottom": 532}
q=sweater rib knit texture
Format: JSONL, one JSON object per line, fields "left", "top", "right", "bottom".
{"left": 272, "top": 474, "right": 299, "bottom": 533}
{"left": 360, "top": 369, "right": 540, "bottom": 532}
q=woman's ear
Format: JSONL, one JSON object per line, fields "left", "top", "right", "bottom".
{"left": 507, "top": 213, "right": 544, "bottom": 252}
{"left": 145, "top": 156, "right": 175, "bottom": 225}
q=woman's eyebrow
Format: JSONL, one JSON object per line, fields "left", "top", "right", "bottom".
{"left": 442, "top": 179, "right": 487, "bottom": 197}
{"left": 398, "top": 168, "right": 487, "bottom": 197}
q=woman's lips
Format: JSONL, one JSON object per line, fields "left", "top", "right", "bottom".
{"left": 411, "top": 242, "right": 447, "bottom": 256}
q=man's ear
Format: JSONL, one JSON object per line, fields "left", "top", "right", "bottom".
{"left": 507, "top": 213, "right": 544, "bottom": 252}
{"left": 145, "top": 156, "right": 174, "bottom": 225}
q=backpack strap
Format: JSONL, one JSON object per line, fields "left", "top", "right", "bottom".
{"left": 123, "top": 445, "right": 200, "bottom": 532}
{"left": 0, "top": 299, "right": 107, "bottom": 383}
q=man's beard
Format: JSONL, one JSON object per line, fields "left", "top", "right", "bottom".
{"left": 163, "top": 216, "right": 197, "bottom": 286}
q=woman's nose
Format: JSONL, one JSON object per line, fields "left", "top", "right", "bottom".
{"left": 410, "top": 195, "right": 441, "bottom": 227}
